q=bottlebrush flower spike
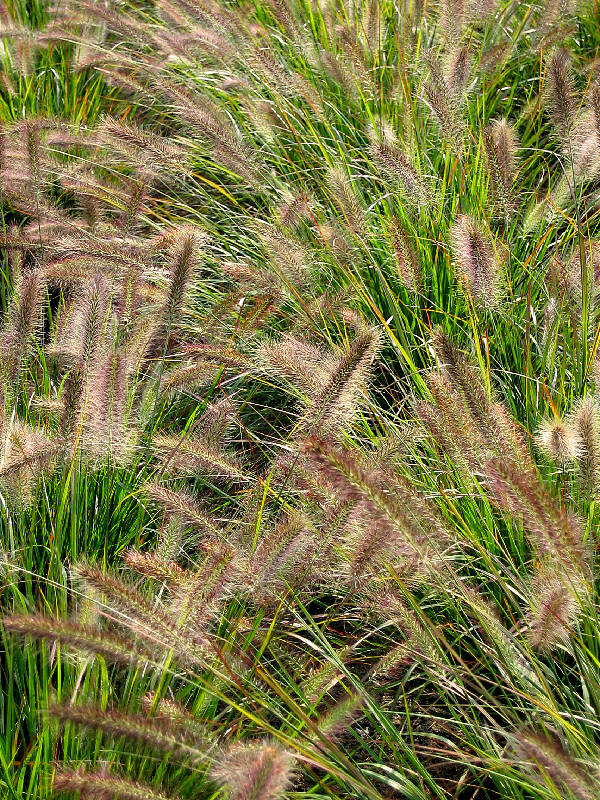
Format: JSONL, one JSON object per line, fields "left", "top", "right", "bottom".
{"left": 124, "top": 549, "right": 188, "bottom": 586}
{"left": 2, "top": 613, "right": 157, "bottom": 667}
{"left": 514, "top": 729, "right": 598, "bottom": 800}
{"left": 211, "top": 740, "right": 294, "bottom": 800}
{"left": 82, "top": 347, "right": 138, "bottom": 466}
{"left": 53, "top": 769, "right": 178, "bottom": 800}
{"left": 0, "top": 267, "right": 45, "bottom": 384}
{"left": 303, "top": 326, "right": 381, "bottom": 436}
{"left": 172, "top": 542, "right": 237, "bottom": 630}
{"left": 422, "top": 51, "right": 466, "bottom": 150}
{"left": 327, "top": 167, "right": 368, "bottom": 240}
{"left": 571, "top": 396, "right": 600, "bottom": 495}
{"left": 143, "top": 482, "right": 223, "bottom": 538}
{"left": 450, "top": 214, "right": 503, "bottom": 306}
{"left": 546, "top": 47, "right": 576, "bottom": 151}
{"left": 486, "top": 455, "right": 589, "bottom": 572}
{"left": 429, "top": 330, "right": 529, "bottom": 471}
{"left": 369, "top": 131, "right": 430, "bottom": 209}
{"left": 259, "top": 335, "right": 337, "bottom": 398}
{"left": 483, "top": 118, "right": 519, "bottom": 217}
{"left": 47, "top": 703, "right": 209, "bottom": 767}
{"left": 73, "top": 562, "right": 209, "bottom": 661}
{"left": 152, "top": 430, "right": 249, "bottom": 481}
{"left": 0, "top": 422, "right": 58, "bottom": 503}
{"left": 526, "top": 567, "right": 585, "bottom": 650}
{"left": 387, "top": 218, "right": 422, "bottom": 290}
{"left": 50, "top": 274, "right": 111, "bottom": 367}
{"left": 313, "top": 693, "right": 364, "bottom": 743}
{"left": 249, "top": 513, "right": 315, "bottom": 600}
{"left": 536, "top": 417, "right": 581, "bottom": 463}
{"left": 302, "top": 437, "right": 454, "bottom": 585}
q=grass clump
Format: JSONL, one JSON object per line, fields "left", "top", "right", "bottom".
{"left": 2, "top": 1, "right": 600, "bottom": 800}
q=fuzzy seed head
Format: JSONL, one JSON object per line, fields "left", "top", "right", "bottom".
{"left": 450, "top": 214, "right": 502, "bottom": 306}
{"left": 536, "top": 418, "right": 581, "bottom": 463}
{"left": 210, "top": 740, "right": 294, "bottom": 800}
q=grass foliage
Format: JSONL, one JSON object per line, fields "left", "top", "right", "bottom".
{"left": 1, "top": 0, "right": 600, "bottom": 798}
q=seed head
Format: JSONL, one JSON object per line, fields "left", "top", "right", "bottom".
{"left": 536, "top": 418, "right": 581, "bottom": 463}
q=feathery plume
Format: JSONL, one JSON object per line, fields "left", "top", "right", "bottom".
{"left": 422, "top": 51, "right": 466, "bottom": 149}
{"left": 546, "top": 48, "right": 576, "bottom": 149}
{"left": 52, "top": 274, "right": 111, "bottom": 367}
{"left": 536, "top": 417, "right": 581, "bottom": 463}
{"left": 483, "top": 118, "right": 519, "bottom": 217}
{"left": 0, "top": 422, "right": 57, "bottom": 503}
{"left": 124, "top": 549, "right": 187, "bottom": 586}
{"left": 153, "top": 431, "right": 248, "bottom": 481}
{"left": 210, "top": 740, "right": 294, "bottom": 800}
{"left": 144, "top": 482, "right": 222, "bottom": 537}
{"left": 571, "top": 396, "right": 600, "bottom": 495}
{"left": 432, "top": 329, "right": 529, "bottom": 467}
{"left": 387, "top": 218, "right": 422, "bottom": 290}
{"left": 369, "top": 133, "right": 430, "bottom": 208}
{"left": 260, "top": 335, "right": 337, "bottom": 399}
{"left": 73, "top": 562, "right": 209, "bottom": 659}
{"left": 48, "top": 704, "right": 208, "bottom": 766}
{"left": 2, "top": 614, "right": 154, "bottom": 667}
{"left": 302, "top": 437, "right": 453, "bottom": 584}
{"left": 173, "top": 542, "right": 237, "bottom": 630}
{"left": 450, "top": 214, "right": 503, "bottom": 306}
{"left": 101, "top": 115, "right": 190, "bottom": 173}
{"left": 300, "top": 647, "right": 351, "bottom": 705}
{"left": 249, "top": 513, "right": 314, "bottom": 599}
{"left": 313, "top": 693, "right": 364, "bottom": 743}
{"left": 53, "top": 769, "right": 178, "bottom": 800}
{"left": 327, "top": 167, "right": 368, "bottom": 240}
{"left": 526, "top": 568, "right": 584, "bottom": 650}
{"left": 81, "top": 347, "right": 137, "bottom": 465}
{"left": 514, "top": 730, "right": 597, "bottom": 800}
{"left": 304, "top": 327, "right": 381, "bottom": 435}
{"left": 257, "top": 222, "right": 311, "bottom": 287}
{"left": 0, "top": 268, "right": 45, "bottom": 383}
{"left": 486, "top": 455, "right": 589, "bottom": 570}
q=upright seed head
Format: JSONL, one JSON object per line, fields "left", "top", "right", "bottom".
{"left": 483, "top": 118, "right": 518, "bottom": 216}
{"left": 546, "top": 48, "right": 576, "bottom": 151}
{"left": 450, "top": 215, "right": 502, "bottom": 306}
{"left": 387, "top": 217, "right": 422, "bottom": 290}
{"left": 570, "top": 396, "right": 600, "bottom": 495}
{"left": 536, "top": 417, "right": 581, "bottom": 463}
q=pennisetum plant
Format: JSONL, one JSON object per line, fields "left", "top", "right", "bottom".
{"left": 3, "top": 2, "right": 600, "bottom": 800}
